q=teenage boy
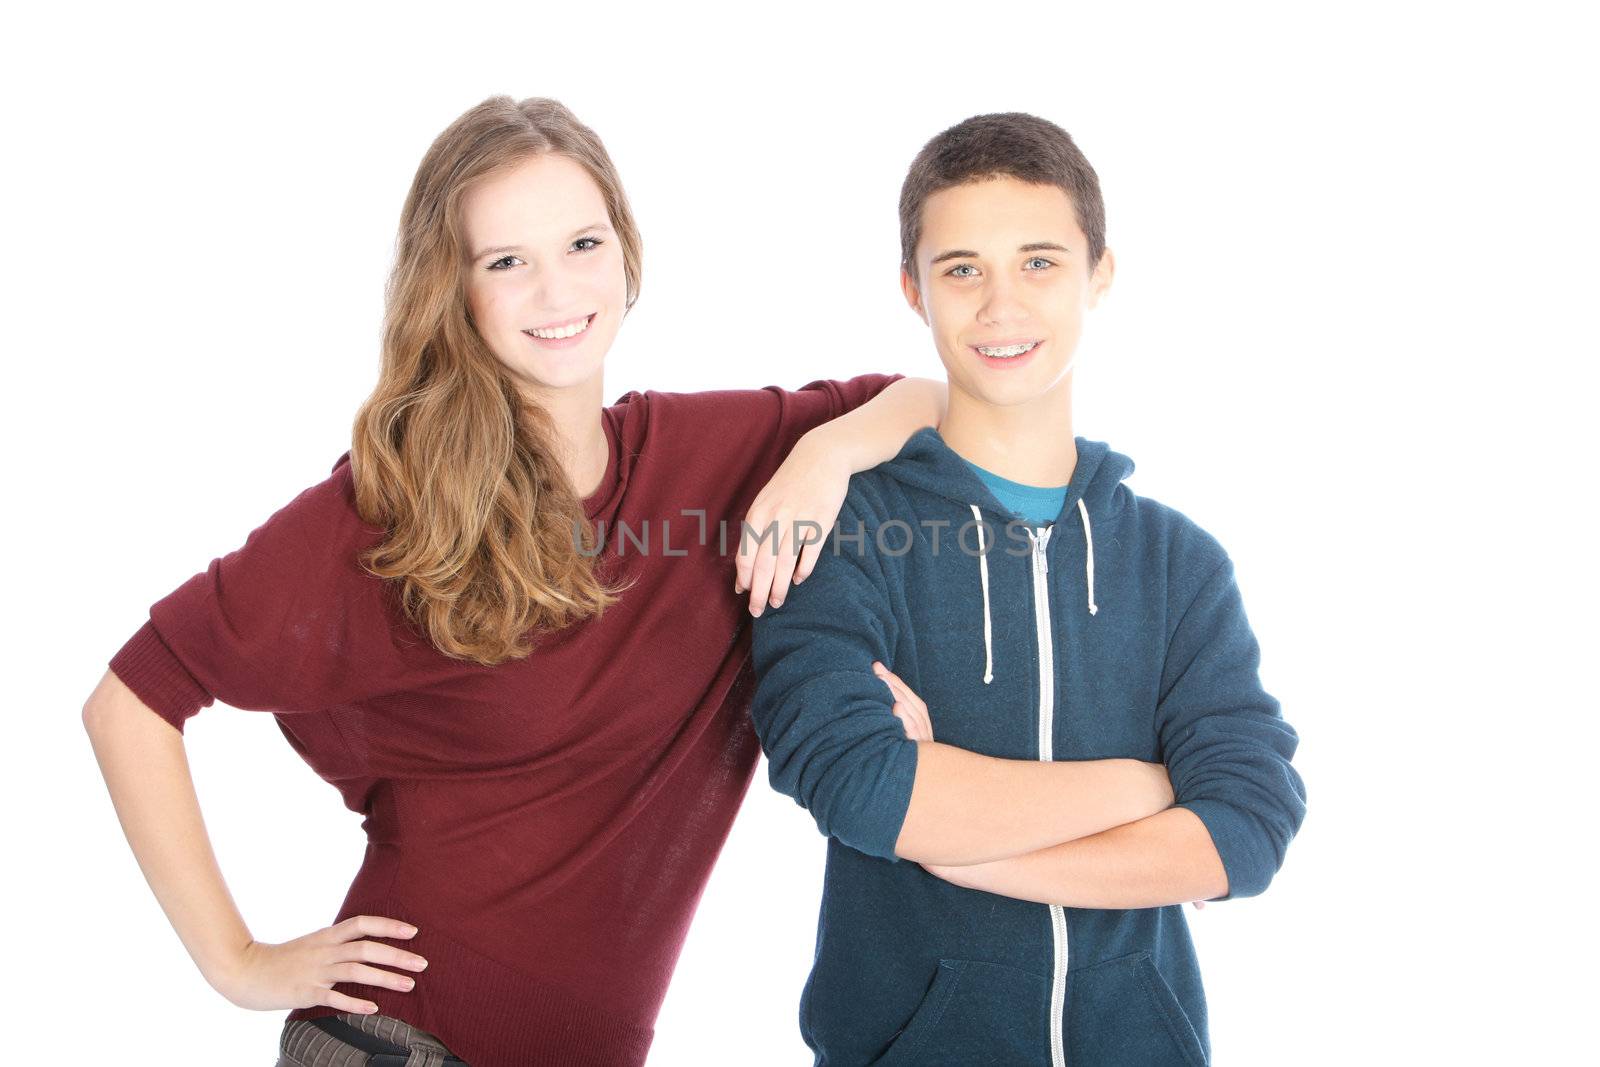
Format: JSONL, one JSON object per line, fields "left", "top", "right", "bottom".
{"left": 748, "top": 113, "right": 1306, "bottom": 1067}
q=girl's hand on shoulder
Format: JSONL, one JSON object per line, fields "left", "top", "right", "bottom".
{"left": 735, "top": 430, "right": 850, "bottom": 616}
{"left": 208, "top": 915, "right": 428, "bottom": 1014}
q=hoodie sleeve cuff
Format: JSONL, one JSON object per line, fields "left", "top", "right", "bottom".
{"left": 843, "top": 735, "right": 920, "bottom": 862}
{"left": 1175, "top": 797, "right": 1271, "bottom": 901}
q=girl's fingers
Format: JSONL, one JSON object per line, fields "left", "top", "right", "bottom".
{"left": 746, "top": 553, "right": 774, "bottom": 616}
{"left": 328, "top": 915, "right": 417, "bottom": 943}
{"left": 734, "top": 533, "right": 752, "bottom": 593}
{"left": 322, "top": 990, "right": 380, "bottom": 1015}
{"left": 745, "top": 519, "right": 791, "bottom": 615}
{"left": 340, "top": 940, "right": 428, "bottom": 971}
{"left": 735, "top": 511, "right": 771, "bottom": 595}
{"left": 331, "top": 961, "right": 419, "bottom": 993}
{"left": 793, "top": 538, "right": 823, "bottom": 585}
{"left": 767, "top": 530, "right": 801, "bottom": 609}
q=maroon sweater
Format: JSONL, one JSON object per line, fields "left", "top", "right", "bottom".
{"left": 109, "top": 373, "right": 903, "bottom": 1067}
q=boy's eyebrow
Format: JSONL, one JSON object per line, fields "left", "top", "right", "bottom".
{"left": 473, "top": 222, "right": 610, "bottom": 260}
{"left": 929, "top": 241, "right": 1071, "bottom": 265}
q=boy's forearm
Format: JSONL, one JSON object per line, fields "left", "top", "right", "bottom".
{"left": 926, "top": 806, "right": 1229, "bottom": 908}
{"left": 804, "top": 377, "right": 947, "bottom": 473}
{"left": 892, "top": 742, "right": 1174, "bottom": 865}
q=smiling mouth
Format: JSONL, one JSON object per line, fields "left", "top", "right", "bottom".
{"left": 974, "top": 341, "right": 1040, "bottom": 359}
{"left": 523, "top": 313, "right": 595, "bottom": 340}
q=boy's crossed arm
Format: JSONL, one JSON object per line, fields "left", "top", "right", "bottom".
{"left": 893, "top": 740, "right": 1175, "bottom": 866}
{"left": 875, "top": 661, "right": 1225, "bottom": 908}
{"left": 749, "top": 499, "right": 1304, "bottom": 911}
{"left": 749, "top": 495, "right": 1187, "bottom": 872}
{"left": 920, "top": 557, "right": 1306, "bottom": 910}
{"left": 922, "top": 807, "right": 1229, "bottom": 909}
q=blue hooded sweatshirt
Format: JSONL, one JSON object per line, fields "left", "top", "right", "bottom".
{"left": 749, "top": 427, "right": 1306, "bottom": 1067}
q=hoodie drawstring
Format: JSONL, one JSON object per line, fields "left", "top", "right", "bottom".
{"left": 969, "top": 498, "right": 1101, "bottom": 684}
{"left": 1077, "top": 497, "right": 1098, "bottom": 616}
{"left": 969, "top": 504, "right": 995, "bottom": 685}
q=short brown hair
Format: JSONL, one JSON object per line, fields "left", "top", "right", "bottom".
{"left": 899, "top": 112, "right": 1105, "bottom": 283}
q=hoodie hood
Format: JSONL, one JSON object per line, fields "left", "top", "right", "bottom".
{"left": 877, "top": 426, "right": 1135, "bottom": 522}
{"left": 874, "top": 426, "right": 1137, "bottom": 684}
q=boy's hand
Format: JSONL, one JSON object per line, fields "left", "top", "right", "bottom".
{"left": 873, "top": 661, "right": 933, "bottom": 741}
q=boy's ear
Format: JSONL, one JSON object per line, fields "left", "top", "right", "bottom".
{"left": 900, "top": 266, "right": 929, "bottom": 324}
{"left": 1086, "top": 246, "right": 1116, "bottom": 309}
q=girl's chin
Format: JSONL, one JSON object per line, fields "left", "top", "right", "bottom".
{"left": 515, "top": 362, "right": 605, "bottom": 397}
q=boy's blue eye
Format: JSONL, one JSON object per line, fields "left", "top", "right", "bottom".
{"left": 1025, "top": 257, "right": 1055, "bottom": 270}
{"left": 948, "top": 264, "right": 978, "bottom": 278}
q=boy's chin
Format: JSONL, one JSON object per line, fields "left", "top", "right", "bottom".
{"left": 952, "top": 371, "right": 1061, "bottom": 409}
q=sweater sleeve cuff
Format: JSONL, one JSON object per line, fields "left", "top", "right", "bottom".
{"left": 107, "top": 620, "right": 213, "bottom": 733}
{"left": 1175, "top": 797, "right": 1270, "bottom": 901}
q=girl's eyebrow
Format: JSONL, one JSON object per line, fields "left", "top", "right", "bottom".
{"left": 930, "top": 241, "right": 1071, "bottom": 266}
{"left": 473, "top": 222, "right": 611, "bottom": 261}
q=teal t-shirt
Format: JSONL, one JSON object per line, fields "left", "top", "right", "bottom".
{"left": 961, "top": 459, "right": 1070, "bottom": 528}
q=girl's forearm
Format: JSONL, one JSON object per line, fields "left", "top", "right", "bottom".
{"left": 82, "top": 669, "right": 254, "bottom": 989}
{"left": 926, "top": 806, "right": 1229, "bottom": 908}
{"left": 804, "top": 377, "right": 947, "bottom": 473}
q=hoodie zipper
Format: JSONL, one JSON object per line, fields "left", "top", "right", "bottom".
{"left": 1028, "top": 526, "right": 1069, "bottom": 1067}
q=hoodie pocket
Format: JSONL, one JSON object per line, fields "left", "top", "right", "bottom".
{"left": 1067, "top": 951, "right": 1208, "bottom": 1067}
{"left": 870, "top": 957, "right": 1049, "bottom": 1067}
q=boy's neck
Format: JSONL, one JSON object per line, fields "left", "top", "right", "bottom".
{"left": 939, "top": 376, "right": 1078, "bottom": 488}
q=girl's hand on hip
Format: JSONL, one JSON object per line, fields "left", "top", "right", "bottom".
{"left": 209, "top": 914, "right": 428, "bottom": 1014}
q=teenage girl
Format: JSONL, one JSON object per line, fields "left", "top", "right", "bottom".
{"left": 82, "top": 95, "right": 945, "bottom": 1067}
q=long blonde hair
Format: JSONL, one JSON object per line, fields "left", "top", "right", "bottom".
{"left": 350, "top": 96, "right": 642, "bottom": 666}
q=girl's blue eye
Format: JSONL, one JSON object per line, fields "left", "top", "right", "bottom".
{"left": 486, "top": 238, "right": 600, "bottom": 271}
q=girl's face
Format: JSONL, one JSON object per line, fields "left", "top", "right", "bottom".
{"left": 461, "top": 152, "right": 627, "bottom": 400}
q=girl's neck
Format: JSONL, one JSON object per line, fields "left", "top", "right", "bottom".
{"left": 519, "top": 375, "right": 610, "bottom": 499}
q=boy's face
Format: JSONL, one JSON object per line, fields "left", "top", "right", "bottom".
{"left": 901, "top": 176, "right": 1113, "bottom": 410}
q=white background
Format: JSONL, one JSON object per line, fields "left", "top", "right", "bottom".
{"left": 5, "top": 1, "right": 1595, "bottom": 1063}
